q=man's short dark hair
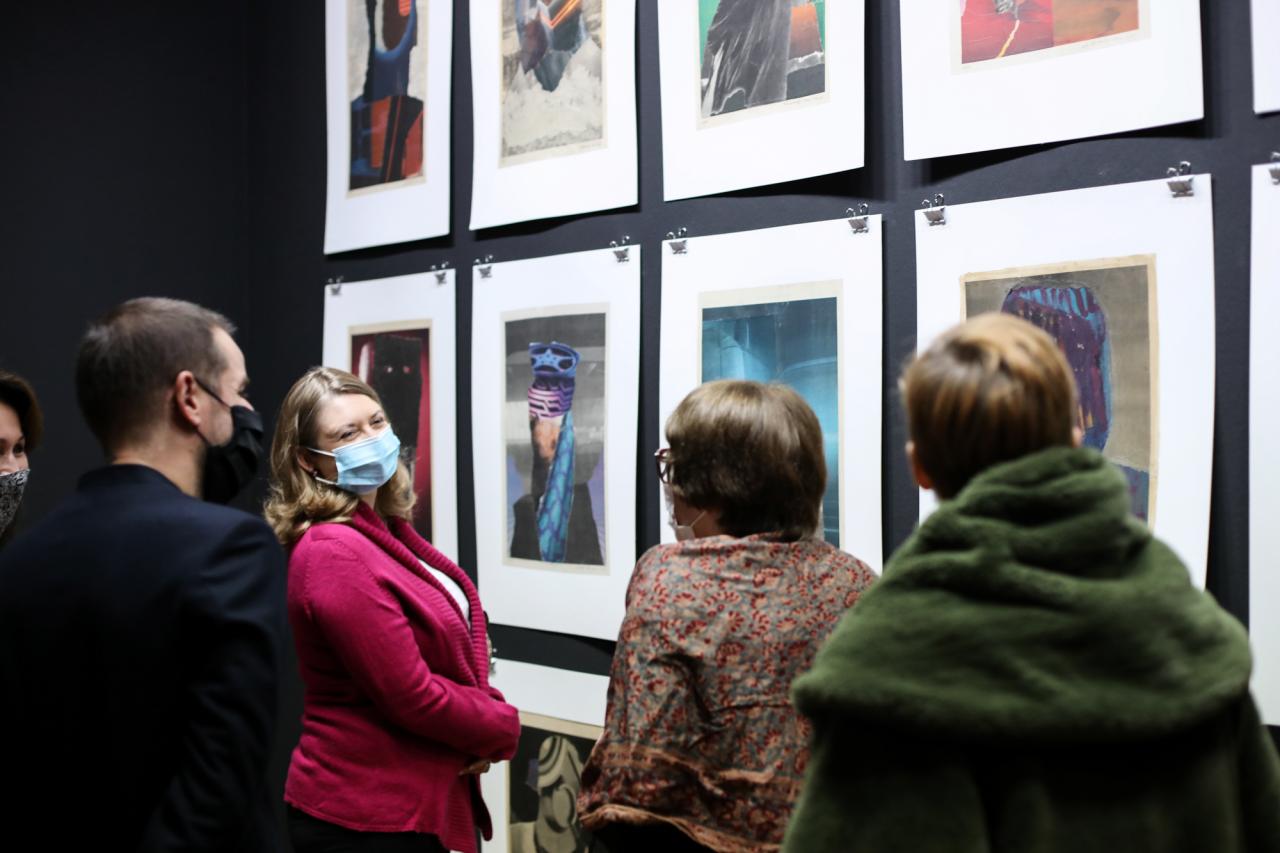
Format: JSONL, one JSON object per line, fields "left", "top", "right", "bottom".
{"left": 76, "top": 298, "right": 236, "bottom": 453}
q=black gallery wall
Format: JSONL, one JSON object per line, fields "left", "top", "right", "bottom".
{"left": 3, "top": 0, "right": 1279, "bottom": 841}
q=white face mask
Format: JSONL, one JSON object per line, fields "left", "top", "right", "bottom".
{"left": 0, "top": 468, "right": 30, "bottom": 538}
{"left": 663, "top": 482, "right": 704, "bottom": 542}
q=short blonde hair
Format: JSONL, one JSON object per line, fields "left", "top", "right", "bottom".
{"left": 666, "top": 380, "right": 825, "bottom": 540}
{"left": 264, "top": 367, "right": 414, "bottom": 547}
{"left": 902, "top": 313, "right": 1078, "bottom": 499}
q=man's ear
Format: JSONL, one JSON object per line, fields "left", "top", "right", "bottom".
{"left": 172, "top": 370, "right": 202, "bottom": 430}
{"left": 906, "top": 441, "right": 935, "bottom": 492}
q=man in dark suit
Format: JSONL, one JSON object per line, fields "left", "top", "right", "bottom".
{"left": 0, "top": 298, "right": 286, "bottom": 851}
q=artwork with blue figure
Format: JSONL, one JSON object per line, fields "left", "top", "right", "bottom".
{"left": 505, "top": 313, "right": 607, "bottom": 568}
{"left": 507, "top": 714, "right": 605, "bottom": 853}
{"left": 701, "top": 289, "right": 841, "bottom": 545}
{"left": 348, "top": 0, "right": 427, "bottom": 191}
{"left": 501, "top": 0, "right": 605, "bottom": 164}
{"left": 698, "top": 0, "right": 826, "bottom": 121}
{"left": 963, "top": 257, "right": 1157, "bottom": 521}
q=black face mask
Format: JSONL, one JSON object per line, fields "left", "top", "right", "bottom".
{"left": 194, "top": 379, "right": 264, "bottom": 504}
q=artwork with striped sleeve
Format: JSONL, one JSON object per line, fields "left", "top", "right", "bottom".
{"left": 502, "top": 309, "right": 608, "bottom": 571}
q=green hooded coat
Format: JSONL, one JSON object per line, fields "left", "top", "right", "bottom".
{"left": 783, "top": 447, "right": 1280, "bottom": 852}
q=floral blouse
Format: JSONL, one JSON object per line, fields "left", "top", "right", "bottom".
{"left": 577, "top": 534, "right": 876, "bottom": 852}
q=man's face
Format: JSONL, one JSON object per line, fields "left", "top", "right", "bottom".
{"left": 531, "top": 416, "right": 561, "bottom": 464}
{"left": 205, "top": 327, "right": 252, "bottom": 445}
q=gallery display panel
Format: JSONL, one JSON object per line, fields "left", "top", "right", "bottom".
{"left": 900, "top": 0, "right": 1203, "bottom": 160}
{"left": 324, "top": 0, "right": 453, "bottom": 253}
{"left": 1250, "top": 161, "right": 1280, "bottom": 725}
{"left": 470, "top": 0, "right": 638, "bottom": 229}
{"left": 657, "top": 0, "right": 864, "bottom": 200}
{"left": 915, "top": 175, "right": 1216, "bottom": 587}
{"left": 321, "top": 269, "right": 460, "bottom": 559}
{"left": 658, "top": 218, "right": 883, "bottom": 569}
{"left": 480, "top": 661, "right": 610, "bottom": 853}
{"left": 471, "top": 247, "right": 641, "bottom": 640}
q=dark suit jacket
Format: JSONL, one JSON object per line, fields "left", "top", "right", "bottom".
{"left": 0, "top": 464, "right": 287, "bottom": 852}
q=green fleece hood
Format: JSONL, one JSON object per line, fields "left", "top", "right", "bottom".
{"left": 795, "top": 447, "right": 1252, "bottom": 744}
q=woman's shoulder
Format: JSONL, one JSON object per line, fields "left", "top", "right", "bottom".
{"left": 291, "top": 521, "right": 376, "bottom": 567}
{"left": 788, "top": 539, "right": 878, "bottom": 587}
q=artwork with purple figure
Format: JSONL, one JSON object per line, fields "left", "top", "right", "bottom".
{"left": 351, "top": 323, "right": 433, "bottom": 539}
{"left": 348, "top": 0, "right": 428, "bottom": 192}
{"left": 963, "top": 255, "right": 1157, "bottom": 521}
{"left": 503, "top": 311, "right": 607, "bottom": 569}
{"left": 501, "top": 0, "right": 605, "bottom": 164}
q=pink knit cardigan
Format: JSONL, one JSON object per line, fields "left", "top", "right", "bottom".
{"left": 284, "top": 504, "right": 520, "bottom": 852}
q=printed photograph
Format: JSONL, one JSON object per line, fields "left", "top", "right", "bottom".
{"left": 700, "top": 283, "right": 841, "bottom": 545}
{"left": 500, "top": 0, "right": 606, "bottom": 165}
{"left": 347, "top": 0, "right": 428, "bottom": 192}
{"left": 508, "top": 713, "right": 608, "bottom": 853}
{"left": 503, "top": 310, "right": 607, "bottom": 570}
{"left": 963, "top": 255, "right": 1158, "bottom": 521}
{"left": 957, "top": 0, "right": 1142, "bottom": 66}
{"left": 699, "top": 0, "right": 826, "bottom": 122}
{"left": 350, "top": 322, "right": 433, "bottom": 538}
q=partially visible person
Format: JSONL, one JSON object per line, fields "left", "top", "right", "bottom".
{"left": 578, "top": 380, "right": 876, "bottom": 853}
{"left": 0, "top": 298, "right": 285, "bottom": 850}
{"left": 783, "top": 314, "right": 1280, "bottom": 852}
{"left": 265, "top": 367, "right": 520, "bottom": 853}
{"left": 0, "top": 369, "right": 42, "bottom": 546}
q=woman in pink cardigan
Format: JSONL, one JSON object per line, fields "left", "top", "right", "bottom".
{"left": 266, "top": 367, "right": 520, "bottom": 853}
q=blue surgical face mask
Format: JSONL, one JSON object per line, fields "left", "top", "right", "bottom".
{"left": 308, "top": 427, "right": 401, "bottom": 495}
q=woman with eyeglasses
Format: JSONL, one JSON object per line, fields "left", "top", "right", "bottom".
{"left": 265, "top": 367, "right": 519, "bottom": 853}
{"left": 576, "top": 380, "right": 876, "bottom": 852}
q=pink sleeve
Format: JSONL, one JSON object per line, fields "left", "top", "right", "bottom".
{"left": 299, "top": 539, "right": 520, "bottom": 760}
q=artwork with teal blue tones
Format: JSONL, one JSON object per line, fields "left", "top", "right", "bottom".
{"left": 701, "top": 290, "right": 840, "bottom": 545}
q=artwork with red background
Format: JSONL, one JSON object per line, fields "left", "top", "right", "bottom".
{"left": 960, "top": 0, "right": 1139, "bottom": 65}
{"left": 352, "top": 326, "right": 433, "bottom": 538}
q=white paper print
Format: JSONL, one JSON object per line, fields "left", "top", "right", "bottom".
{"left": 900, "top": 0, "right": 1203, "bottom": 160}
{"left": 470, "top": 0, "right": 638, "bottom": 229}
{"left": 1253, "top": 0, "right": 1280, "bottom": 113}
{"left": 471, "top": 247, "right": 640, "bottom": 640}
{"left": 1250, "top": 162, "right": 1280, "bottom": 724}
{"left": 322, "top": 270, "right": 460, "bottom": 559}
{"left": 658, "top": 0, "right": 865, "bottom": 200}
{"left": 658, "top": 218, "right": 883, "bottom": 569}
{"left": 324, "top": 0, "right": 453, "bottom": 253}
{"left": 915, "top": 176, "right": 1216, "bottom": 587}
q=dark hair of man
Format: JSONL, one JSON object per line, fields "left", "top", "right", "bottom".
{"left": 0, "top": 371, "right": 44, "bottom": 453}
{"left": 75, "top": 298, "right": 236, "bottom": 454}
{"left": 665, "top": 380, "right": 826, "bottom": 541}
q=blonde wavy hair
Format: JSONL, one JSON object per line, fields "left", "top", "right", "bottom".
{"left": 264, "top": 366, "right": 414, "bottom": 547}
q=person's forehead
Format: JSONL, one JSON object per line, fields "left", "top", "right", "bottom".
{"left": 212, "top": 326, "right": 246, "bottom": 375}
{"left": 318, "top": 392, "right": 380, "bottom": 427}
{"left": 0, "top": 401, "right": 20, "bottom": 433}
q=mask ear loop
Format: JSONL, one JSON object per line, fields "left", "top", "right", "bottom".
{"left": 300, "top": 446, "right": 338, "bottom": 486}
